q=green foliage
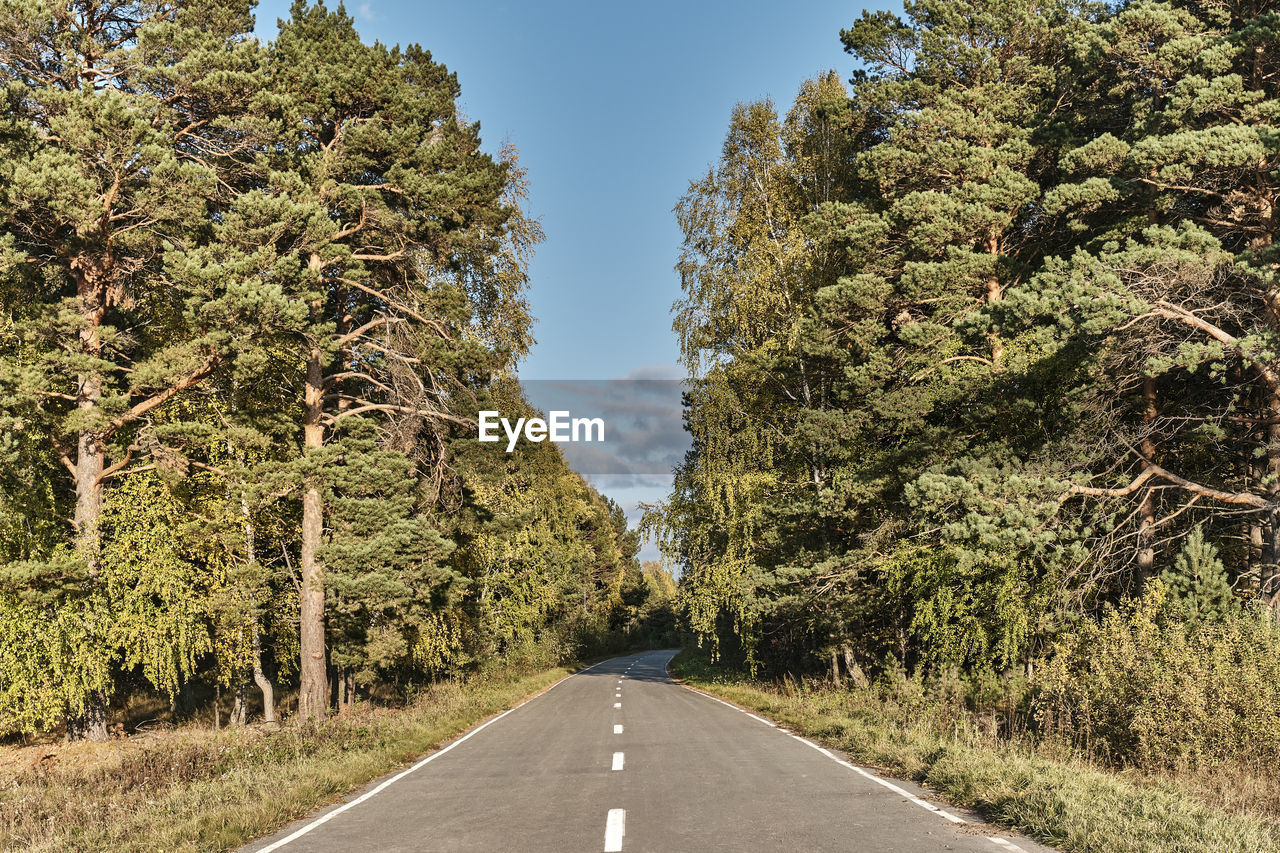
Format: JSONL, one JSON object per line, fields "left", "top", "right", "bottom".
{"left": 0, "top": 0, "right": 636, "bottom": 736}
{"left": 446, "top": 381, "right": 636, "bottom": 666}
{"left": 658, "top": 0, "right": 1280, "bottom": 705}
{"left": 322, "top": 423, "right": 460, "bottom": 684}
{"left": 101, "top": 473, "right": 213, "bottom": 699}
{"left": 880, "top": 545, "right": 1044, "bottom": 672}
{"left": 1034, "top": 584, "right": 1280, "bottom": 769}
{"left": 1160, "top": 526, "right": 1239, "bottom": 622}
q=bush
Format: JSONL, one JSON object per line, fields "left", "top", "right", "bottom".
{"left": 1032, "top": 582, "right": 1280, "bottom": 769}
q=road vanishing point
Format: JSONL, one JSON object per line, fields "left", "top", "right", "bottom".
{"left": 244, "top": 650, "right": 1054, "bottom": 853}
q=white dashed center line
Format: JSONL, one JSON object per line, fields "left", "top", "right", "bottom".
{"left": 614, "top": 702, "right": 621, "bottom": 708}
{"left": 612, "top": 751, "right": 625, "bottom": 771}
{"left": 614, "top": 724, "right": 623, "bottom": 734}
{"left": 604, "top": 808, "right": 625, "bottom": 852}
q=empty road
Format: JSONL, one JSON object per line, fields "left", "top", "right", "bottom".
{"left": 245, "top": 650, "right": 1053, "bottom": 852}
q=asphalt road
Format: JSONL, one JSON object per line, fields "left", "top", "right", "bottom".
{"left": 244, "top": 650, "right": 1055, "bottom": 853}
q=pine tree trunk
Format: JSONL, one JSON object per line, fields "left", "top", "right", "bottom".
{"left": 298, "top": 344, "right": 328, "bottom": 721}
{"left": 73, "top": 263, "right": 107, "bottom": 576}
{"left": 73, "top": 431, "right": 104, "bottom": 575}
{"left": 70, "top": 267, "right": 108, "bottom": 741}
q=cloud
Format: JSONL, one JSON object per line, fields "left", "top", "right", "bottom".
{"left": 356, "top": 1, "right": 377, "bottom": 22}
{"left": 520, "top": 379, "right": 691, "bottom": 476}
{"left": 616, "top": 364, "right": 684, "bottom": 381}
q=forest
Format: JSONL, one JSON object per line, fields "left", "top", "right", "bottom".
{"left": 0, "top": 0, "right": 675, "bottom": 744}
{"left": 654, "top": 0, "right": 1280, "bottom": 772}
{"left": 3, "top": 0, "right": 1280, "bottom": 846}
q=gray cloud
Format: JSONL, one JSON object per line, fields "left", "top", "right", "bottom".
{"left": 520, "top": 379, "right": 690, "bottom": 476}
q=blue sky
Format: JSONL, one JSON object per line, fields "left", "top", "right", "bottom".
{"left": 251, "top": 0, "right": 887, "bottom": 560}
{"left": 253, "top": 0, "right": 875, "bottom": 381}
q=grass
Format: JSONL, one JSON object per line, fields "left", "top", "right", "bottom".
{"left": 669, "top": 650, "right": 1280, "bottom": 853}
{"left": 0, "top": 663, "right": 575, "bottom": 852}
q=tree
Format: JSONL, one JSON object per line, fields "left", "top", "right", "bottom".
{"left": 322, "top": 424, "right": 459, "bottom": 710}
{"left": 220, "top": 1, "right": 525, "bottom": 718}
{"left": 0, "top": 0, "right": 268, "bottom": 738}
{"left": 1032, "top": 0, "right": 1280, "bottom": 600}
{"left": 658, "top": 0, "right": 1101, "bottom": 674}
{"left": 656, "top": 74, "right": 866, "bottom": 668}
{"left": 1161, "top": 525, "right": 1238, "bottom": 621}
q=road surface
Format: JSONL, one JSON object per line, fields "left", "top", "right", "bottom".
{"left": 245, "top": 650, "right": 1054, "bottom": 852}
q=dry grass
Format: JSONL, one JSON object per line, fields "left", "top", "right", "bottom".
{"left": 669, "top": 651, "right": 1280, "bottom": 853}
{"left": 0, "top": 665, "right": 572, "bottom": 852}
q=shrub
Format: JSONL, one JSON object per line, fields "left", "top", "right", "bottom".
{"left": 1032, "top": 582, "right": 1280, "bottom": 769}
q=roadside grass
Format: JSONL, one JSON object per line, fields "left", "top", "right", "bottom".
{"left": 0, "top": 664, "right": 574, "bottom": 852}
{"left": 669, "top": 650, "right": 1280, "bottom": 853}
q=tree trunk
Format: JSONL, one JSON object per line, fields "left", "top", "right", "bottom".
{"left": 1249, "top": 520, "right": 1265, "bottom": 594}
{"left": 252, "top": 624, "right": 277, "bottom": 726}
{"left": 1136, "top": 377, "right": 1157, "bottom": 584}
{"left": 830, "top": 648, "right": 842, "bottom": 686}
{"left": 335, "top": 665, "right": 355, "bottom": 714}
{"left": 1264, "top": 392, "right": 1280, "bottom": 611}
{"left": 298, "top": 345, "right": 328, "bottom": 721}
{"left": 231, "top": 679, "right": 248, "bottom": 726}
{"left": 842, "top": 644, "right": 869, "bottom": 688}
{"left": 66, "top": 692, "right": 108, "bottom": 742}
{"left": 73, "top": 432, "right": 104, "bottom": 576}
{"left": 70, "top": 267, "right": 108, "bottom": 741}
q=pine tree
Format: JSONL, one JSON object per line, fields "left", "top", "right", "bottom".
{"left": 1161, "top": 525, "right": 1238, "bottom": 621}
{"left": 0, "top": 0, "right": 268, "bottom": 738}
{"left": 220, "top": 1, "right": 527, "bottom": 718}
{"left": 322, "top": 423, "right": 458, "bottom": 710}
{"left": 1025, "top": 0, "right": 1280, "bottom": 598}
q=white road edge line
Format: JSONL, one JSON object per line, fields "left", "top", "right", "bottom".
{"left": 666, "top": 656, "right": 1032, "bottom": 850}
{"left": 604, "top": 808, "right": 626, "bottom": 852}
{"left": 792, "top": 736, "right": 965, "bottom": 824}
{"left": 253, "top": 658, "right": 610, "bottom": 852}
{"left": 683, "top": 687, "right": 776, "bottom": 727}
{"left": 612, "top": 751, "right": 625, "bottom": 771}
{"left": 614, "top": 724, "right": 623, "bottom": 734}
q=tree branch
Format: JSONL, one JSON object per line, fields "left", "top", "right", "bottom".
{"left": 333, "top": 316, "right": 402, "bottom": 348}
{"left": 107, "top": 354, "right": 219, "bottom": 437}
{"left": 1064, "top": 459, "right": 1271, "bottom": 508}
{"left": 323, "top": 403, "right": 474, "bottom": 427}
